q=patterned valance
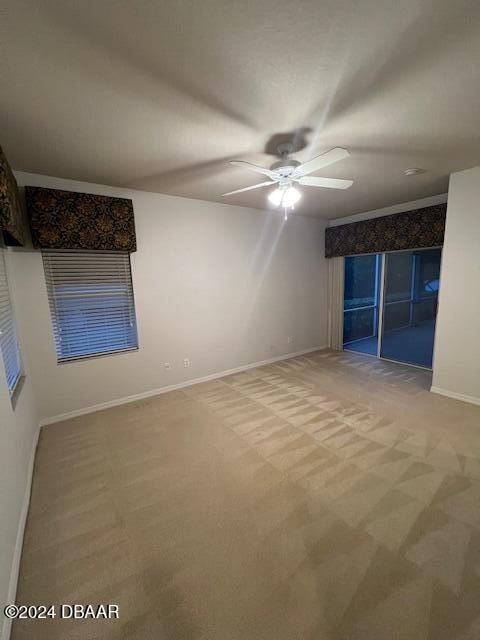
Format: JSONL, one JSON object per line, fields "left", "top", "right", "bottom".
{"left": 0, "top": 145, "right": 25, "bottom": 246}
{"left": 25, "top": 186, "right": 137, "bottom": 252}
{"left": 325, "top": 203, "right": 447, "bottom": 258}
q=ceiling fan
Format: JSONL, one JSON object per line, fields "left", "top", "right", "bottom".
{"left": 222, "top": 143, "right": 353, "bottom": 218}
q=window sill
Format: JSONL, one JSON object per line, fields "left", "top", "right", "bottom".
{"left": 57, "top": 346, "right": 139, "bottom": 365}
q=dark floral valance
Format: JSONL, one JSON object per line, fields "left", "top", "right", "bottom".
{"left": 25, "top": 186, "right": 137, "bottom": 252}
{"left": 325, "top": 203, "right": 447, "bottom": 258}
{"left": 0, "top": 145, "right": 25, "bottom": 246}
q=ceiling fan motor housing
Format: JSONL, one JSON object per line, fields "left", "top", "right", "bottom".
{"left": 270, "top": 141, "right": 300, "bottom": 182}
{"left": 270, "top": 159, "right": 300, "bottom": 181}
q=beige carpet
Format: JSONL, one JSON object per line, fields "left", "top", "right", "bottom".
{"left": 13, "top": 349, "right": 480, "bottom": 640}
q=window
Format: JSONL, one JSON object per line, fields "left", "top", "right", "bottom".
{"left": 42, "top": 250, "right": 139, "bottom": 363}
{"left": 0, "top": 244, "right": 23, "bottom": 393}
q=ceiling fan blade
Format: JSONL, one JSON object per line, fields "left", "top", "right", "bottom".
{"left": 294, "top": 147, "right": 350, "bottom": 177}
{"left": 222, "top": 181, "right": 276, "bottom": 196}
{"left": 230, "top": 160, "right": 279, "bottom": 179}
{"left": 296, "top": 176, "right": 353, "bottom": 189}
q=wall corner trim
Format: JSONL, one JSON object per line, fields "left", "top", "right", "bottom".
{"left": 430, "top": 385, "right": 480, "bottom": 407}
{"left": 1, "top": 427, "right": 39, "bottom": 640}
{"left": 39, "top": 345, "right": 327, "bottom": 427}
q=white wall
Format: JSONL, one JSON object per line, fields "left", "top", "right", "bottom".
{"left": 0, "top": 250, "right": 39, "bottom": 640}
{"left": 13, "top": 172, "right": 328, "bottom": 423}
{"left": 432, "top": 166, "right": 480, "bottom": 405}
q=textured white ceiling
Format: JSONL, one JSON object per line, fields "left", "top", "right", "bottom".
{"left": 1, "top": 0, "right": 480, "bottom": 218}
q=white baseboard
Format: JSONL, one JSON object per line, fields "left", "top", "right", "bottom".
{"left": 40, "top": 345, "right": 327, "bottom": 427}
{"left": 2, "top": 428, "right": 39, "bottom": 640}
{"left": 430, "top": 385, "right": 480, "bottom": 406}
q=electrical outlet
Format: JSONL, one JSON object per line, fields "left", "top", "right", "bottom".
{"left": 183, "top": 358, "right": 190, "bottom": 368}
{"left": 164, "top": 362, "right": 171, "bottom": 370}
{"left": 287, "top": 336, "right": 292, "bottom": 344}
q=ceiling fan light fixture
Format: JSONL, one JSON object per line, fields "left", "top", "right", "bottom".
{"left": 282, "top": 186, "right": 301, "bottom": 208}
{"left": 268, "top": 185, "right": 302, "bottom": 209}
{"left": 268, "top": 187, "right": 284, "bottom": 207}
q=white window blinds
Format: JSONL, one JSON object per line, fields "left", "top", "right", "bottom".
{"left": 0, "top": 246, "right": 22, "bottom": 393}
{"left": 42, "top": 250, "right": 139, "bottom": 363}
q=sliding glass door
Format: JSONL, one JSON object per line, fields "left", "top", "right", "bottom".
{"left": 343, "top": 248, "right": 441, "bottom": 368}
{"left": 381, "top": 249, "right": 441, "bottom": 367}
{"left": 343, "top": 254, "right": 381, "bottom": 356}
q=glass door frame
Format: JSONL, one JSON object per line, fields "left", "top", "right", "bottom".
{"left": 375, "top": 253, "right": 386, "bottom": 358}
{"left": 343, "top": 253, "right": 382, "bottom": 350}
{"left": 343, "top": 246, "right": 442, "bottom": 370}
